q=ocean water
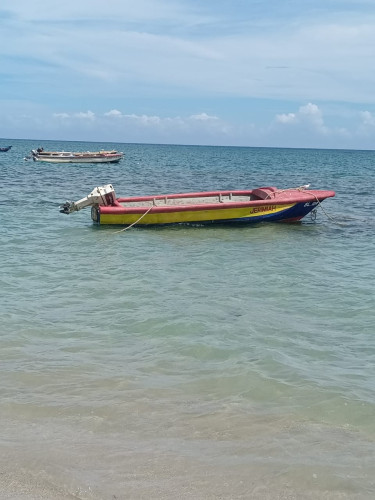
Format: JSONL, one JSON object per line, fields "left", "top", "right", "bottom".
{"left": 0, "top": 139, "right": 374, "bottom": 499}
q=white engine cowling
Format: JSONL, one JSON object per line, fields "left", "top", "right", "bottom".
{"left": 60, "top": 184, "right": 116, "bottom": 214}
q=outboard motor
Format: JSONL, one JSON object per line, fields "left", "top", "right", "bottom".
{"left": 60, "top": 184, "right": 116, "bottom": 214}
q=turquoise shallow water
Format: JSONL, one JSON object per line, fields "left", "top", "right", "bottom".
{"left": 1, "top": 139, "right": 374, "bottom": 499}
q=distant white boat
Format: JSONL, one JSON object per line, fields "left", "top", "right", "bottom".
{"left": 30, "top": 148, "right": 123, "bottom": 164}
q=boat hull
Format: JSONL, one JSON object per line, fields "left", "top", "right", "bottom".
{"left": 94, "top": 200, "right": 322, "bottom": 226}
{"left": 33, "top": 155, "right": 122, "bottom": 163}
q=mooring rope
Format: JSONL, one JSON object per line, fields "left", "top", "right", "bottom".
{"left": 306, "top": 192, "right": 345, "bottom": 225}
{"left": 112, "top": 205, "right": 154, "bottom": 234}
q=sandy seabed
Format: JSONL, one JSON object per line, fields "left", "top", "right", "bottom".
{"left": 1, "top": 415, "right": 374, "bottom": 500}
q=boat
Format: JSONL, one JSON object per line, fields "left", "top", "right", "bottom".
{"left": 0, "top": 146, "right": 12, "bottom": 152}
{"left": 60, "top": 183, "right": 335, "bottom": 226}
{"left": 31, "top": 148, "right": 123, "bottom": 163}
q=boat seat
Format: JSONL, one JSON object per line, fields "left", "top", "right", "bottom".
{"left": 251, "top": 187, "right": 277, "bottom": 199}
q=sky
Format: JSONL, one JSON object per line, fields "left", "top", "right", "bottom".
{"left": 1, "top": 0, "right": 375, "bottom": 149}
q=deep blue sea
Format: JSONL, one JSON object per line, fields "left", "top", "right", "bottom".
{"left": 1, "top": 139, "right": 374, "bottom": 499}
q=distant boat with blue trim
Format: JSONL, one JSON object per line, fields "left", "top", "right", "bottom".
{"left": 60, "top": 183, "right": 335, "bottom": 226}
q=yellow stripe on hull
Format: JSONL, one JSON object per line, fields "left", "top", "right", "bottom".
{"left": 99, "top": 203, "right": 295, "bottom": 225}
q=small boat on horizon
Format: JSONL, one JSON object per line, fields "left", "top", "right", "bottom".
{"left": 60, "top": 183, "right": 335, "bottom": 227}
{"left": 0, "top": 145, "right": 12, "bottom": 152}
{"left": 30, "top": 148, "right": 123, "bottom": 163}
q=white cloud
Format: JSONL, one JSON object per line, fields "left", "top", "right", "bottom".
{"left": 189, "top": 112, "right": 218, "bottom": 121}
{"left": 360, "top": 110, "right": 375, "bottom": 126}
{"left": 3, "top": 1, "right": 375, "bottom": 105}
{"left": 1, "top": 99, "right": 373, "bottom": 148}
{"left": 73, "top": 111, "right": 96, "bottom": 120}
{"left": 276, "top": 113, "right": 297, "bottom": 124}
{"left": 104, "top": 109, "right": 123, "bottom": 118}
{"left": 124, "top": 114, "right": 162, "bottom": 125}
{"left": 44, "top": 109, "right": 232, "bottom": 144}
{"left": 267, "top": 102, "right": 366, "bottom": 148}
{"left": 299, "top": 103, "right": 323, "bottom": 120}
{"left": 276, "top": 103, "right": 326, "bottom": 132}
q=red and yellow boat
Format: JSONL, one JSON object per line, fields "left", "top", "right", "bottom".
{"left": 60, "top": 183, "right": 335, "bottom": 226}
